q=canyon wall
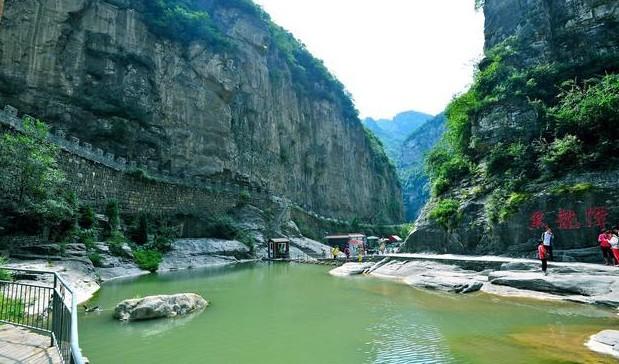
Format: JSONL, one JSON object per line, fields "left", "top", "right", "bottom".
{"left": 404, "top": 0, "right": 619, "bottom": 261}
{"left": 0, "top": 0, "right": 402, "bottom": 223}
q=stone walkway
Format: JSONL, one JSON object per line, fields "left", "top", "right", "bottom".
{"left": 0, "top": 325, "right": 61, "bottom": 364}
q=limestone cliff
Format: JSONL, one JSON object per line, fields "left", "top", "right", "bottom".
{"left": 404, "top": 0, "right": 619, "bottom": 261}
{"left": 0, "top": 0, "right": 402, "bottom": 223}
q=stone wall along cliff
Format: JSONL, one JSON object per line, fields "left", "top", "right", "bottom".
{"left": 0, "top": 104, "right": 359, "bottom": 240}
{"left": 0, "top": 0, "right": 402, "bottom": 223}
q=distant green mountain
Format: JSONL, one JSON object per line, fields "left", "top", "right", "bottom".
{"left": 362, "top": 111, "right": 433, "bottom": 163}
{"left": 363, "top": 111, "right": 444, "bottom": 222}
{"left": 399, "top": 114, "right": 446, "bottom": 221}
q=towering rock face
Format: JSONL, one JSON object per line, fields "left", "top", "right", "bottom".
{"left": 484, "top": 0, "right": 618, "bottom": 65}
{"left": 404, "top": 0, "right": 619, "bottom": 259}
{"left": 0, "top": 0, "right": 402, "bottom": 223}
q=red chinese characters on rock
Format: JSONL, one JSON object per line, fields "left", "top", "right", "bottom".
{"left": 556, "top": 209, "right": 581, "bottom": 230}
{"left": 530, "top": 207, "right": 612, "bottom": 230}
{"left": 529, "top": 211, "right": 546, "bottom": 229}
{"left": 586, "top": 207, "right": 609, "bottom": 229}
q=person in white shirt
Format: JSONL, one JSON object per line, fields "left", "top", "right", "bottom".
{"left": 541, "top": 225, "right": 554, "bottom": 261}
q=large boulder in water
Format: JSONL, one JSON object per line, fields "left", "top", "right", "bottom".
{"left": 113, "top": 293, "right": 207, "bottom": 321}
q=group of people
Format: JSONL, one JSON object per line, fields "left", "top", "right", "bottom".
{"left": 598, "top": 228, "right": 619, "bottom": 265}
{"left": 537, "top": 225, "right": 619, "bottom": 274}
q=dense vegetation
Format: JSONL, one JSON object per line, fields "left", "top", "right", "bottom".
{"left": 426, "top": 36, "right": 619, "bottom": 226}
{"left": 142, "top": 0, "right": 227, "bottom": 49}
{"left": 0, "top": 118, "right": 76, "bottom": 241}
{"left": 362, "top": 127, "right": 399, "bottom": 181}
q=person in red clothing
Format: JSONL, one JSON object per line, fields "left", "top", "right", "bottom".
{"left": 598, "top": 229, "right": 613, "bottom": 265}
{"left": 537, "top": 242, "right": 548, "bottom": 275}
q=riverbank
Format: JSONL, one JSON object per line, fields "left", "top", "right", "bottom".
{"left": 3, "top": 235, "right": 334, "bottom": 304}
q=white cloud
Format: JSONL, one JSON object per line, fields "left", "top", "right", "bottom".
{"left": 253, "top": 0, "right": 485, "bottom": 119}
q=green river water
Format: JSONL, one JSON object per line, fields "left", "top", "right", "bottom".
{"left": 79, "top": 263, "right": 618, "bottom": 363}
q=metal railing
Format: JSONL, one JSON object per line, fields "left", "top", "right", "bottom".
{"left": 0, "top": 267, "right": 86, "bottom": 364}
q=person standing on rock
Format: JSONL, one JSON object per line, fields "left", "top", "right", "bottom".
{"left": 542, "top": 225, "right": 554, "bottom": 261}
{"left": 599, "top": 229, "right": 613, "bottom": 265}
{"left": 331, "top": 246, "right": 340, "bottom": 260}
{"left": 537, "top": 241, "right": 549, "bottom": 275}
{"left": 610, "top": 228, "right": 619, "bottom": 266}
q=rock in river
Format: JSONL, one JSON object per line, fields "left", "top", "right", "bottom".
{"left": 114, "top": 293, "right": 208, "bottom": 321}
{"left": 586, "top": 330, "right": 619, "bottom": 359}
{"left": 329, "top": 263, "right": 375, "bottom": 276}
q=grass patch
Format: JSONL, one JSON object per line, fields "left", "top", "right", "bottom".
{"left": 0, "top": 292, "right": 24, "bottom": 321}
{"left": 88, "top": 252, "right": 104, "bottom": 267}
{"left": 550, "top": 182, "right": 595, "bottom": 196}
{"left": 133, "top": 249, "right": 162, "bottom": 273}
{"left": 429, "top": 199, "right": 460, "bottom": 229}
{"left": 0, "top": 257, "right": 11, "bottom": 281}
{"left": 499, "top": 192, "right": 530, "bottom": 222}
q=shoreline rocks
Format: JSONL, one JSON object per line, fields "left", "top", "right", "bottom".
{"left": 158, "top": 239, "right": 250, "bottom": 272}
{"left": 586, "top": 330, "right": 619, "bottom": 359}
{"left": 328, "top": 262, "right": 375, "bottom": 277}
{"left": 329, "top": 256, "right": 619, "bottom": 306}
{"left": 113, "top": 293, "right": 208, "bottom": 321}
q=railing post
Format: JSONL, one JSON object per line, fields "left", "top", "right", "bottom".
{"left": 51, "top": 274, "right": 57, "bottom": 348}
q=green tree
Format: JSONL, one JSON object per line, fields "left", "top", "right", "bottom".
{"left": 131, "top": 213, "right": 149, "bottom": 246}
{"left": 0, "top": 118, "right": 64, "bottom": 205}
{"left": 78, "top": 206, "right": 96, "bottom": 229}
{"left": 0, "top": 118, "right": 75, "bottom": 239}
{"left": 105, "top": 200, "right": 121, "bottom": 235}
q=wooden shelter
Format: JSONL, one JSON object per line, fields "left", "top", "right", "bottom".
{"left": 268, "top": 238, "right": 290, "bottom": 259}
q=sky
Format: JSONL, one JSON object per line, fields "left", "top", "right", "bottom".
{"left": 253, "top": 0, "right": 485, "bottom": 119}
